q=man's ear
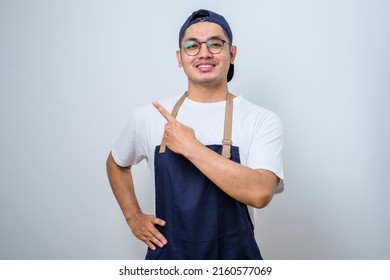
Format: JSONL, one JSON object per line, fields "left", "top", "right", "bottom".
{"left": 176, "top": 50, "right": 182, "bottom": 67}
{"left": 230, "top": 45, "right": 237, "bottom": 64}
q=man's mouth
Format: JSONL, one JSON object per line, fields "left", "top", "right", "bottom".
{"left": 196, "top": 62, "right": 216, "bottom": 70}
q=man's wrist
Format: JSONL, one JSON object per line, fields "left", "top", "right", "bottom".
{"left": 125, "top": 210, "right": 142, "bottom": 225}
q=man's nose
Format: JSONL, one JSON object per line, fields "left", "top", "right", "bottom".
{"left": 198, "top": 42, "right": 213, "bottom": 58}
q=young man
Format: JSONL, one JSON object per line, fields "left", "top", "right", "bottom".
{"left": 106, "top": 9, "right": 284, "bottom": 260}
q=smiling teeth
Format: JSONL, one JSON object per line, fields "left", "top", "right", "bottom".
{"left": 198, "top": 65, "right": 213, "bottom": 68}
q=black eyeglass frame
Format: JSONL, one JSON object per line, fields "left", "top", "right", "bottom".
{"left": 180, "top": 38, "right": 231, "bottom": 56}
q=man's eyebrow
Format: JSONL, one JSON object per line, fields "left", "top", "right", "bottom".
{"left": 183, "top": 35, "right": 225, "bottom": 42}
{"left": 184, "top": 37, "right": 199, "bottom": 42}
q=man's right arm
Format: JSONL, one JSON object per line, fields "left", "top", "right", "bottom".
{"left": 106, "top": 152, "right": 167, "bottom": 250}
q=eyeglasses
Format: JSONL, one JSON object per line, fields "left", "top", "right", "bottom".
{"left": 181, "top": 38, "right": 230, "bottom": 56}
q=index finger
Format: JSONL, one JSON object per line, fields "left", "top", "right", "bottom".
{"left": 152, "top": 100, "right": 175, "bottom": 122}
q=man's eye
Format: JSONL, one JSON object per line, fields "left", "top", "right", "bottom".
{"left": 207, "top": 40, "right": 223, "bottom": 48}
{"left": 184, "top": 41, "right": 198, "bottom": 49}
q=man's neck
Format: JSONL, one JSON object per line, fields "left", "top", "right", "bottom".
{"left": 186, "top": 83, "right": 229, "bottom": 103}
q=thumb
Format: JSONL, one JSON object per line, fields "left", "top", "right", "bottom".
{"left": 153, "top": 218, "right": 166, "bottom": 227}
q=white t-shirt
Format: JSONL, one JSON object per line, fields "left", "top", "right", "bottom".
{"left": 112, "top": 94, "right": 284, "bottom": 194}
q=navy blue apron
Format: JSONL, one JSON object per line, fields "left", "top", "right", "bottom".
{"left": 146, "top": 93, "right": 262, "bottom": 260}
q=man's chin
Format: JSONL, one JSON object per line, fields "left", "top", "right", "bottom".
{"left": 190, "top": 76, "right": 222, "bottom": 86}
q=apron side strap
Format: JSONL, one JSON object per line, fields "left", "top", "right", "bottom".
{"left": 221, "top": 93, "right": 234, "bottom": 159}
{"left": 159, "top": 92, "right": 188, "bottom": 154}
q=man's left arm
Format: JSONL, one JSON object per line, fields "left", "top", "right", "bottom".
{"left": 152, "top": 100, "right": 279, "bottom": 209}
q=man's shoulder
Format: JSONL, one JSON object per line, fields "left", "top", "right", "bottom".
{"left": 234, "top": 96, "right": 282, "bottom": 124}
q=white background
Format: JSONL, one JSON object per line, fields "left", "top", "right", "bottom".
{"left": 1, "top": 0, "right": 389, "bottom": 259}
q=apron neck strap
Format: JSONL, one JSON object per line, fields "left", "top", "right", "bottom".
{"left": 159, "top": 92, "right": 234, "bottom": 159}
{"left": 222, "top": 92, "right": 233, "bottom": 158}
{"left": 171, "top": 92, "right": 188, "bottom": 119}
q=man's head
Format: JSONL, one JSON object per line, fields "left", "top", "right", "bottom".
{"left": 177, "top": 9, "right": 236, "bottom": 84}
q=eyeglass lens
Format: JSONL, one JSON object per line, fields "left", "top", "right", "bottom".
{"left": 182, "top": 38, "right": 225, "bottom": 56}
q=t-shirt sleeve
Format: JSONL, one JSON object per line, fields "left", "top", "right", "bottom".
{"left": 111, "top": 111, "right": 146, "bottom": 167}
{"left": 246, "top": 111, "right": 284, "bottom": 193}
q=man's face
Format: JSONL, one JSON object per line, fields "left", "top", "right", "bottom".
{"left": 177, "top": 22, "right": 236, "bottom": 86}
